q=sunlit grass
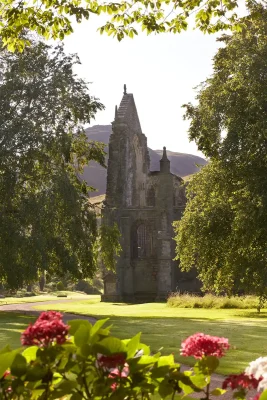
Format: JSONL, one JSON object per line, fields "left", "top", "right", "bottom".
{"left": 0, "top": 313, "right": 34, "bottom": 348}
{"left": 0, "top": 293, "right": 99, "bottom": 306}
{"left": 35, "top": 299, "right": 267, "bottom": 375}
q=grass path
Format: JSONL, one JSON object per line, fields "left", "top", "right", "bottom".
{"left": 33, "top": 299, "right": 267, "bottom": 375}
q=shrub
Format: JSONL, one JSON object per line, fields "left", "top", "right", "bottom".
{"left": 56, "top": 281, "right": 65, "bottom": 291}
{"left": 167, "top": 293, "right": 261, "bottom": 309}
{"left": 75, "top": 279, "right": 101, "bottom": 294}
{"left": 24, "top": 292, "right": 36, "bottom": 297}
{"left": 0, "top": 312, "right": 265, "bottom": 399}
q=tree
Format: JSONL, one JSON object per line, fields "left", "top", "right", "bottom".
{"left": 0, "top": 0, "right": 259, "bottom": 51}
{"left": 0, "top": 35, "right": 107, "bottom": 289}
{"left": 175, "top": 6, "right": 267, "bottom": 299}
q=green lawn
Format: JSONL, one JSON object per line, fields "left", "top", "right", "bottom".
{"left": 34, "top": 299, "right": 267, "bottom": 375}
{"left": 0, "top": 292, "right": 94, "bottom": 306}
{"left": 0, "top": 312, "right": 35, "bottom": 348}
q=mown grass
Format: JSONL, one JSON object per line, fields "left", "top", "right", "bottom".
{"left": 0, "top": 292, "right": 95, "bottom": 306}
{"left": 0, "top": 311, "right": 189, "bottom": 400}
{"left": 167, "top": 293, "right": 261, "bottom": 309}
{"left": 35, "top": 299, "right": 267, "bottom": 375}
{"left": 0, "top": 312, "right": 34, "bottom": 348}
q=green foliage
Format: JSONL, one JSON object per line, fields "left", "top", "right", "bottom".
{"left": 176, "top": 8, "right": 267, "bottom": 301}
{"left": 75, "top": 279, "right": 102, "bottom": 294}
{"left": 0, "top": 35, "right": 107, "bottom": 289}
{"left": 0, "top": 317, "right": 229, "bottom": 399}
{"left": 167, "top": 293, "right": 262, "bottom": 309}
{"left": 56, "top": 281, "right": 65, "bottom": 291}
{"left": 99, "top": 224, "right": 122, "bottom": 272}
{"left": 0, "top": 0, "right": 261, "bottom": 51}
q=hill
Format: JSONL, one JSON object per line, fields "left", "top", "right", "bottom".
{"left": 83, "top": 125, "right": 207, "bottom": 196}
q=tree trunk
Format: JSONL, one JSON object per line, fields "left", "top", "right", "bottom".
{"left": 39, "top": 274, "right": 46, "bottom": 291}
{"left": 27, "top": 284, "right": 33, "bottom": 292}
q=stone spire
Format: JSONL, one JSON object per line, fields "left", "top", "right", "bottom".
{"left": 114, "top": 105, "right": 118, "bottom": 120}
{"left": 160, "top": 146, "right": 170, "bottom": 173}
{"left": 114, "top": 86, "right": 142, "bottom": 134}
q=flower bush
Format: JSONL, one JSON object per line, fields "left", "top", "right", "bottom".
{"left": 0, "top": 311, "right": 266, "bottom": 399}
{"left": 180, "top": 332, "right": 230, "bottom": 359}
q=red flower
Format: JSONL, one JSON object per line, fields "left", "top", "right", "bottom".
{"left": 98, "top": 354, "right": 126, "bottom": 369}
{"left": 222, "top": 373, "right": 262, "bottom": 390}
{"left": 21, "top": 311, "right": 69, "bottom": 347}
{"left": 2, "top": 371, "right": 10, "bottom": 379}
{"left": 181, "top": 333, "right": 230, "bottom": 359}
{"left": 37, "top": 311, "right": 63, "bottom": 321}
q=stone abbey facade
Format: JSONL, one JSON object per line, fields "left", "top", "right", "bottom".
{"left": 101, "top": 87, "right": 200, "bottom": 302}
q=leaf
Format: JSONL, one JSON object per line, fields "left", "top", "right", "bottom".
{"left": 211, "top": 388, "right": 226, "bottom": 396}
{"left": 260, "top": 391, "right": 267, "bottom": 400}
{"left": 80, "top": 343, "right": 91, "bottom": 358}
{"left": 157, "top": 354, "right": 174, "bottom": 367}
{"left": 0, "top": 349, "right": 21, "bottom": 377}
{"left": 179, "top": 381, "right": 196, "bottom": 395}
{"left": 194, "top": 356, "right": 219, "bottom": 375}
{"left": 138, "top": 342, "right": 150, "bottom": 355}
{"left": 158, "top": 382, "right": 174, "bottom": 398}
{"left": 190, "top": 373, "right": 209, "bottom": 389}
{"left": 136, "top": 355, "right": 158, "bottom": 365}
{"left": 51, "top": 380, "right": 78, "bottom": 398}
{"left": 10, "top": 353, "right": 27, "bottom": 377}
{"left": 68, "top": 319, "right": 92, "bottom": 336}
{"left": 26, "top": 365, "right": 48, "bottom": 381}
{"left": 90, "top": 318, "right": 109, "bottom": 338}
{"left": 74, "top": 324, "right": 90, "bottom": 347}
{"left": 126, "top": 332, "right": 141, "bottom": 358}
{"left": 0, "top": 345, "right": 12, "bottom": 354}
{"left": 22, "top": 346, "right": 38, "bottom": 362}
{"left": 95, "top": 336, "right": 126, "bottom": 355}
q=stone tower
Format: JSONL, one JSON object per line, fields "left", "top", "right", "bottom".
{"left": 102, "top": 87, "right": 200, "bottom": 302}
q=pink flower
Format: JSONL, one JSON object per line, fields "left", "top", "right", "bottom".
{"left": 222, "top": 373, "right": 262, "bottom": 390}
{"left": 108, "top": 365, "right": 129, "bottom": 379}
{"left": 21, "top": 311, "right": 69, "bottom": 346}
{"left": 110, "top": 382, "right": 118, "bottom": 391}
{"left": 98, "top": 354, "right": 126, "bottom": 369}
{"left": 108, "top": 364, "right": 129, "bottom": 391}
{"left": 181, "top": 333, "right": 230, "bottom": 359}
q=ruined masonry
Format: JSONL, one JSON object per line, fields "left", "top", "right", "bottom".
{"left": 101, "top": 87, "right": 200, "bottom": 302}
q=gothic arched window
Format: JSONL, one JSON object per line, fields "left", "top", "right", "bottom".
{"left": 132, "top": 223, "right": 148, "bottom": 259}
{"left": 137, "top": 224, "right": 146, "bottom": 258}
{"left": 147, "top": 187, "right": 156, "bottom": 207}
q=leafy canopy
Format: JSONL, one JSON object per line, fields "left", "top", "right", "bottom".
{"left": 0, "top": 0, "right": 260, "bottom": 51}
{"left": 175, "top": 5, "right": 267, "bottom": 299}
{"left": 0, "top": 35, "right": 109, "bottom": 289}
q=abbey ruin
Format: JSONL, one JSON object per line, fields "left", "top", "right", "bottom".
{"left": 101, "top": 87, "right": 200, "bottom": 302}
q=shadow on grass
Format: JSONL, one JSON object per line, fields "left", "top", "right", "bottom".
{"left": 75, "top": 315, "right": 267, "bottom": 375}
{"left": 237, "top": 311, "right": 267, "bottom": 318}
{"left": 0, "top": 312, "right": 35, "bottom": 348}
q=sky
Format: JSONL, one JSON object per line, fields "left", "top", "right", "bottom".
{"left": 64, "top": 16, "right": 221, "bottom": 157}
